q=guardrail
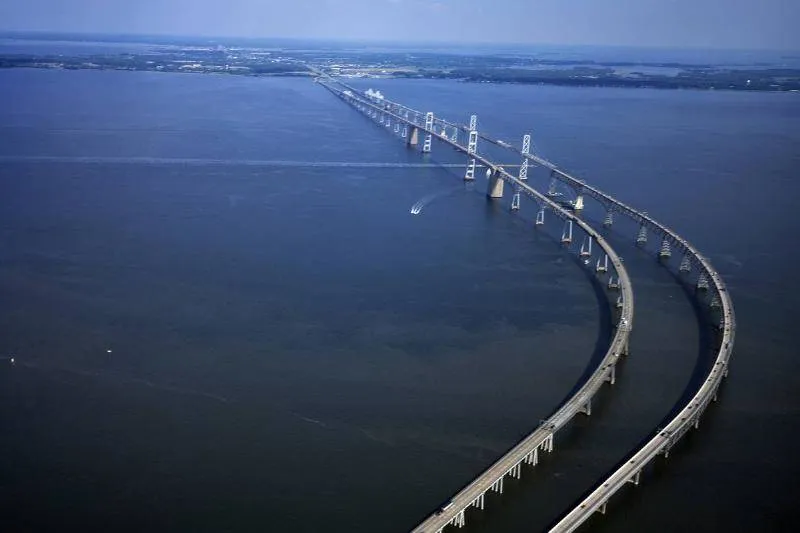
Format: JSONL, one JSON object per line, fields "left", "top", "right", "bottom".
{"left": 317, "top": 79, "right": 642, "bottom": 533}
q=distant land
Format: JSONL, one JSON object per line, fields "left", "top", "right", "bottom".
{"left": 1, "top": 32, "right": 799, "bottom": 92}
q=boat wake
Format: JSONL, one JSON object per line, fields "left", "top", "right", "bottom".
{"left": 410, "top": 186, "right": 463, "bottom": 215}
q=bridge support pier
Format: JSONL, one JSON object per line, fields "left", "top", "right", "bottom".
{"left": 518, "top": 134, "right": 530, "bottom": 183}
{"left": 423, "top": 111, "right": 434, "bottom": 153}
{"left": 487, "top": 168, "right": 505, "bottom": 198}
{"left": 628, "top": 470, "right": 641, "bottom": 486}
{"left": 451, "top": 510, "right": 465, "bottom": 528}
{"left": 574, "top": 194, "right": 584, "bottom": 211}
{"left": 659, "top": 239, "right": 672, "bottom": 259}
{"left": 618, "top": 336, "right": 630, "bottom": 357}
{"left": 545, "top": 434, "right": 555, "bottom": 453}
{"left": 603, "top": 209, "right": 614, "bottom": 227}
{"left": 473, "top": 492, "right": 486, "bottom": 510}
{"left": 422, "top": 135, "right": 432, "bottom": 153}
{"left": 465, "top": 116, "right": 479, "bottom": 181}
{"left": 580, "top": 235, "right": 593, "bottom": 258}
{"left": 491, "top": 477, "right": 504, "bottom": 494}
{"left": 580, "top": 398, "right": 592, "bottom": 416}
{"left": 606, "top": 364, "right": 616, "bottom": 385}
{"left": 464, "top": 159, "right": 476, "bottom": 181}
{"left": 637, "top": 224, "right": 648, "bottom": 246}
{"left": 561, "top": 219, "right": 573, "bottom": 244}
{"left": 524, "top": 448, "right": 539, "bottom": 466}
{"left": 535, "top": 207, "right": 545, "bottom": 226}
{"left": 407, "top": 127, "right": 419, "bottom": 147}
{"left": 596, "top": 253, "right": 609, "bottom": 272}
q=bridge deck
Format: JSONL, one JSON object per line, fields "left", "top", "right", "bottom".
{"left": 317, "top": 79, "right": 638, "bottom": 533}
{"left": 457, "top": 122, "right": 737, "bottom": 531}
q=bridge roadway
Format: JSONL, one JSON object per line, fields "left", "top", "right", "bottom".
{"left": 455, "top": 135, "right": 736, "bottom": 532}
{"left": 540, "top": 182, "right": 736, "bottom": 531}
{"left": 317, "top": 78, "right": 736, "bottom": 532}
{"left": 456, "top": 129, "right": 737, "bottom": 531}
{"left": 318, "top": 79, "right": 636, "bottom": 532}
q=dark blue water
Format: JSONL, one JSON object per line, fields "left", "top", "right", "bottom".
{"left": 0, "top": 67, "right": 798, "bottom": 533}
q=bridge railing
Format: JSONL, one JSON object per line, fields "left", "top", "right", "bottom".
{"left": 456, "top": 102, "right": 737, "bottom": 532}
{"left": 318, "top": 78, "right": 644, "bottom": 533}
{"left": 319, "top": 75, "right": 734, "bottom": 533}
{"left": 550, "top": 270, "right": 733, "bottom": 532}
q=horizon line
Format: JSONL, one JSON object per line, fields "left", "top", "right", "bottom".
{"left": 1, "top": 29, "right": 798, "bottom": 54}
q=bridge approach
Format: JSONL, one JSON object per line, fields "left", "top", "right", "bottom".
{"left": 318, "top": 76, "right": 736, "bottom": 533}
{"left": 318, "top": 78, "right": 635, "bottom": 533}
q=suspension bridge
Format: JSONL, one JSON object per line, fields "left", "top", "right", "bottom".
{"left": 315, "top": 75, "right": 735, "bottom": 533}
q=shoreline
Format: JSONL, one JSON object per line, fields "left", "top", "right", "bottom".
{"left": 2, "top": 63, "right": 798, "bottom": 93}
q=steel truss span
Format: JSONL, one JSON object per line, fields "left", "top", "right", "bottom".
{"left": 315, "top": 76, "right": 734, "bottom": 533}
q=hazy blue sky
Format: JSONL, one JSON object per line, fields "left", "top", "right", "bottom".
{"left": 0, "top": 0, "right": 797, "bottom": 50}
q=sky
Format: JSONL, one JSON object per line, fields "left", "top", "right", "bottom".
{"left": 0, "top": 0, "right": 798, "bottom": 50}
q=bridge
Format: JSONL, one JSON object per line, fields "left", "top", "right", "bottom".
{"left": 316, "top": 76, "right": 735, "bottom": 532}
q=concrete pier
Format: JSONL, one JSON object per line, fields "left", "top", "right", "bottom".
{"left": 407, "top": 127, "right": 419, "bottom": 147}
{"left": 315, "top": 78, "right": 734, "bottom": 533}
{"left": 488, "top": 168, "right": 505, "bottom": 198}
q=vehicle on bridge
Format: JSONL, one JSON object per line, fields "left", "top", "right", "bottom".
{"left": 434, "top": 500, "right": 454, "bottom": 516}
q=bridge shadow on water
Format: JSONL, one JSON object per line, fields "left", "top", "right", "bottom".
{"left": 542, "top": 229, "right": 720, "bottom": 533}
{"left": 480, "top": 197, "right": 617, "bottom": 409}
{"left": 433, "top": 200, "right": 620, "bottom": 533}
{"left": 449, "top": 203, "right": 719, "bottom": 533}
{"left": 395, "top": 149, "right": 717, "bottom": 533}
{"left": 479, "top": 198, "right": 617, "bottom": 407}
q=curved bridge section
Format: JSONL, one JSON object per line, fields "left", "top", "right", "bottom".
{"left": 318, "top": 79, "right": 635, "bottom": 533}
{"left": 471, "top": 137, "right": 737, "bottom": 530}
{"left": 529, "top": 167, "right": 736, "bottom": 533}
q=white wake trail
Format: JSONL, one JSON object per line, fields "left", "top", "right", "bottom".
{"left": 410, "top": 186, "right": 463, "bottom": 215}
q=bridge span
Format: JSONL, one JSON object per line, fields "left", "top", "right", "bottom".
{"left": 525, "top": 158, "right": 737, "bottom": 533}
{"left": 443, "top": 116, "right": 737, "bottom": 532}
{"left": 319, "top": 78, "right": 633, "bottom": 532}
{"left": 317, "top": 77, "right": 734, "bottom": 533}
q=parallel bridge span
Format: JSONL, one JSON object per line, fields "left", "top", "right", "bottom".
{"left": 453, "top": 120, "right": 737, "bottom": 530}
{"left": 527, "top": 158, "right": 737, "bottom": 533}
{"left": 318, "top": 76, "right": 735, "bottom": 533}
{"left": 317, "top": 78, "right": 635, "bottom": 533}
